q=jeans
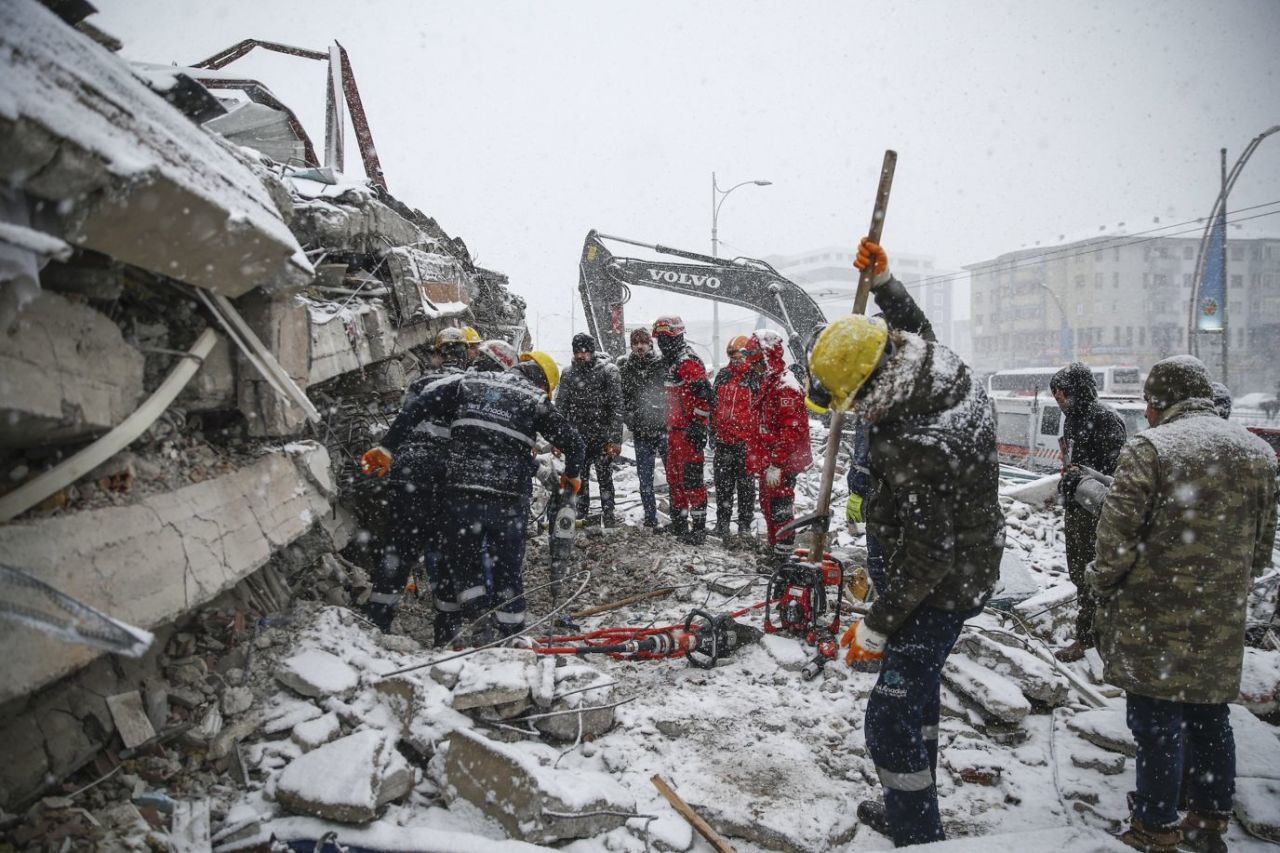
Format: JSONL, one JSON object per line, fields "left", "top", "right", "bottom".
{"left": 1064, "top": 506, "right": 1099, "bottom": 646}
{"left": 865, "top": 604, "right": 980, "bottom": 847}
{"left": 578, "top": 437, "right": 616, "bottom": 517}
{"left": 1126, "top": 694, "right": 1234, "bottom": 827}
{"left": 634, "top": 433, "right": 667, "bottom": 523}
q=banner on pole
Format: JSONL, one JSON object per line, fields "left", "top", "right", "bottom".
{"left": 1196, "top": 209, "right": 1227, "bottom": 332}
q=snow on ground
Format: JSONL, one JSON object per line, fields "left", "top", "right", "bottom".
{"left": 210, "top": 423, "right": 1280, "bottom": 851}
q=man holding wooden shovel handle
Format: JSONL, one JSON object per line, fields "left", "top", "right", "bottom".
{"left": 810, "top": 238, "right": 1004, "bottom": 846}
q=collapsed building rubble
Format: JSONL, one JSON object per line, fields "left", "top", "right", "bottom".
{"left": 0, "top": 0, "right": 528, "bottom": 838}
{"left": 1, "top": 2, "right": 1279, "bottom": 851}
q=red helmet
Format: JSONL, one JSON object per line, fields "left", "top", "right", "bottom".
{"left": 652, "top": 316, "right": 685, "bottom": 337}
{"left": 745, "top": 330, "right": 784, "bottom": 364}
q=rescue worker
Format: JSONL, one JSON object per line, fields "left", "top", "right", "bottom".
{"left": 744, "top": 330, "right": 811, "bottom": 560}
{"left": 809, "top": 238, "right": 1003, "bottom": 847}
{"left": 362, "top": 351, "right": 585, "bottom": 646}
{"left": 555, "top": 333, "right": 624, "bottom": 526}
{"left": 471, "top": 339, "right": 519, "bottom": 372}
{"left": 652, "top": 316, "right": 713, "bottom": 544}
{"left": 1087, "top": 356, "right": 1276, "bottom": 853}
{"left": 711, "top": 335, "right": 757, "bottom": 544}
{"left": 1050, "top": 362, "right": 1127, "bottom": 662}
{"left": 461, "top": 326, "right": 483, "bottom": 365}
{"left": 360, "top": 327, "right": 468, "bottom": 633}
{"left": 617, "top": 328, "right": 668, "bottom": 528}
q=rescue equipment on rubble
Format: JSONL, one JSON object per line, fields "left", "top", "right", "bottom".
{"left": 764, "top": 549, "right": 847, "bottom": 679}
{"left": 548, "top": 484, "right": 578, "bottom": 609}
{"left": 530, "top": 606, "right": 764, "bottom": 669}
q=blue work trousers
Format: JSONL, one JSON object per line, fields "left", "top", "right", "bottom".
{"left": 865, "top": 604, "right": 980, "bottom": 847}
{"left": 372, "top": 452, "right": 444, "bottom": 605}
{"left": 1126, "top": 694, "right": 1234, "bottom": 827}
{"left": 634, "top": 433, "right": 667, "bottom": 524}
{"left": 441, "top": 492, "right": 530, "bottom": 640}
{"left": 866, "top": 533, "right": 888, "bottom": 596}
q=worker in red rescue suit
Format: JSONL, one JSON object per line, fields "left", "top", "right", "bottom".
{"left": 652, "top": 316, "right": 714, "bottom": 544}
{"left": 809, "top": 238, "right": 1003, "bottom": 847}
{"left": 360, "top": 328, "right": 468, "bottom": 633}
{"left": 744, "top": 330, "right": 812, "bottom": 560}
{"left": 711, "top": 335, "right": 757, "bottom": 545}
{"left": 361, "top": 351, "right": 585, "bottom": 646}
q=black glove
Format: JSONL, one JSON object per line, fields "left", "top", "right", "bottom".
{"left": 686, "top": 421, "right": 708, "bottom": 449}
{"left": 1059, "top": 466, "right": 1082, "bottom": 499}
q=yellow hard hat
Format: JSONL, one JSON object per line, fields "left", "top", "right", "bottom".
{"left": 807, "top": 315, "right": 890, "bottom": 411}
{"left": 519, "top": 351, "right": 560, "bottom": 397}
{"left": 461, "top": 326, "right": 482, "bottom": 344}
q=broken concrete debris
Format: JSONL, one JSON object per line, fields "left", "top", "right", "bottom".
{"left": 275, "top": 729, "right": 409, "bottom": 824}
{"left": 441, "top": 727, "right": 634, "bottom": 844}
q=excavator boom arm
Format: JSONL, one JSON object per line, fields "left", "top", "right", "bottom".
{"left": 577, "top": 230, "right": 827, "bottom": 365}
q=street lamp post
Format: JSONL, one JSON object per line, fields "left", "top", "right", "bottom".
{"left": 711, "top": 171, "right": 771, "bottom": 369}
{"left": 1040, "top": 282, "right": 1073, "bottom": 362}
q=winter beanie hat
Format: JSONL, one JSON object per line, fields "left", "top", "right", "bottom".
{"left": 1143, "top": 355, "right": 1213, "bottom": 411}
{"left": 572, "top": 333, "right": 597, "bottom": 353}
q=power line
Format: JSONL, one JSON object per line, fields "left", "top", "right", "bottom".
{"left": 809, "top": 203, "right": 1280, "bottom": 304}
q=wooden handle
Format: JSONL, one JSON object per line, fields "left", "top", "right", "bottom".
{"left": 810, "top": 149, "right": 897, "bottom": 559}
{"left": 853, "top": 149, "right": 897, "bottom": 315}
{"left": 650, "top": 774, "right": 735, "bottom": 853}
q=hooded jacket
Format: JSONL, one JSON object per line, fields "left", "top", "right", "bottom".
{"left": 617, "top": 348, "right": 667, "bottom": 439}
{"left": 555, "top": 353, "right": 624, "bottom": 445}
{"left": 712, "top": 360, "right": 756, "bottom": 446}
{"left": 661, "top": 340, "right": 712, "bottom": 434}
{"left": 855, "top": 277, "right": 1004, "bottom": 636}
{"left": 1050, "top": 363, "right": 1126, "bottom": 498}
{"left": 746, "top": 332, "right": 812, "bottom": 475}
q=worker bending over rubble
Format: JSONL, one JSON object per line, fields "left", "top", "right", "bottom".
{"left": 652, "top": 315, "right": 714, "bottom": 544}
{"left": 809, "top": 238, "right": 1003, "bottom": 847}
{"left": 363, "top": 347, "right": 584, "bottom": 646}
{"left": 1087, "top": 356, "right": 1276, "bottom": 853}
{"left": 360, "top": 328, "right": 469, "bottom": 633}
{"left": 743, "top": 329, "right": 811, "bottom": 562}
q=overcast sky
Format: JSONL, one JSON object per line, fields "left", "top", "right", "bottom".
{"left": 95, "top": 0, "right": 1280, "bottom": 363}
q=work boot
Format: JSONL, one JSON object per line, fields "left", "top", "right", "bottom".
{"left": 362, "top": 601, "right": 395, "bottom": 633}
{"left": 713, "top": 519, "right": 732, "bottom": 541}
{"left": 1180, "top": 812, "right": 1229, "bottom": 853}
{"left": 602, "top": 512, "right": 620, "bottom": 529}
{"left": 680, "top": 527, "right": 706, "bottom": 545}
{"left": 856, "top": 800, "right": 891, "bottom": 837}
{"left": 1119, "top": 818, "right": 1182, "bottom": 852}
{"left": 1054, "top": 640, "right": 1088, "bottom": 662}
{"left": 642, "top": 516, "right": 658, "bottom": 529}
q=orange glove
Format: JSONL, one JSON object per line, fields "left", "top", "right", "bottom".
{"left": 854, "top": 238, "right": 891, "bottom": 287}
{"left": 560, "top": 474, "right": 582, "bottom": 495}
{"left": 840, "top": 618, "right": 888, "bottom": 665}
{"left": 605, "top": 443, "right": 621, "bottom": 458}
{"left": 361, "top": 446, "right": 392, "bottom": 477}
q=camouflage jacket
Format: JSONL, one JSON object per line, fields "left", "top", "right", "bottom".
{"left": 1088, "top": 398, "right": 1278, "bottom": 703}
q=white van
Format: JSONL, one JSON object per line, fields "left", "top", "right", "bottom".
{"left": 987, "top": 365, "right": 1143, "bottom": 399}
{"left": 993, "top": 393, "right": 1147, "bottom": 473}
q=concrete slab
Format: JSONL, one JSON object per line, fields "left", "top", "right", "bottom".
{"left": 0, "top": 291, "right": 144, "bottom": 448}
{"left": 0, "top": 445, "right": 332, "bottom": 705}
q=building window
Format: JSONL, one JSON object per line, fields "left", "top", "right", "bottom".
{"left": 1154, "top": 274, "right": 1167, "bottom": 289}
{"left": 1230, "top": 274, "right": 1242, "bottom": 288}
{"left": 1113, "top": 326, "right": 1120, "bottom": 343}
{"left": 1183, "top": 273, "right": 1193, "bottom": 288}
{"left": 1230, "top": 246, "right": 1244, "bottom": 261}
{"left": 1142, "top": 273, "right": 1149, "bottom": 288}
{"left": 1113, "top": 272, "right": 1120, "bottom": 289}
{"left": 1126, "top": 326, "right": 1133, "bottom": 346}
{"left": 1113, "top": 247, "right": 1121, "bottom": 262}
{"left": 1095, "top": 272, "right": 1103, "bottom": 288}
{"left": 1139, "top": 327, "right": 1146, "bottom": 346}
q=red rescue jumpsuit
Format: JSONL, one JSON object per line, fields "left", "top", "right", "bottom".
{"left": 664, "top": 348, "right": 712, "bottom": 524}
{"left": 746, "top": 334, "right": 813, "bottom": 550}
